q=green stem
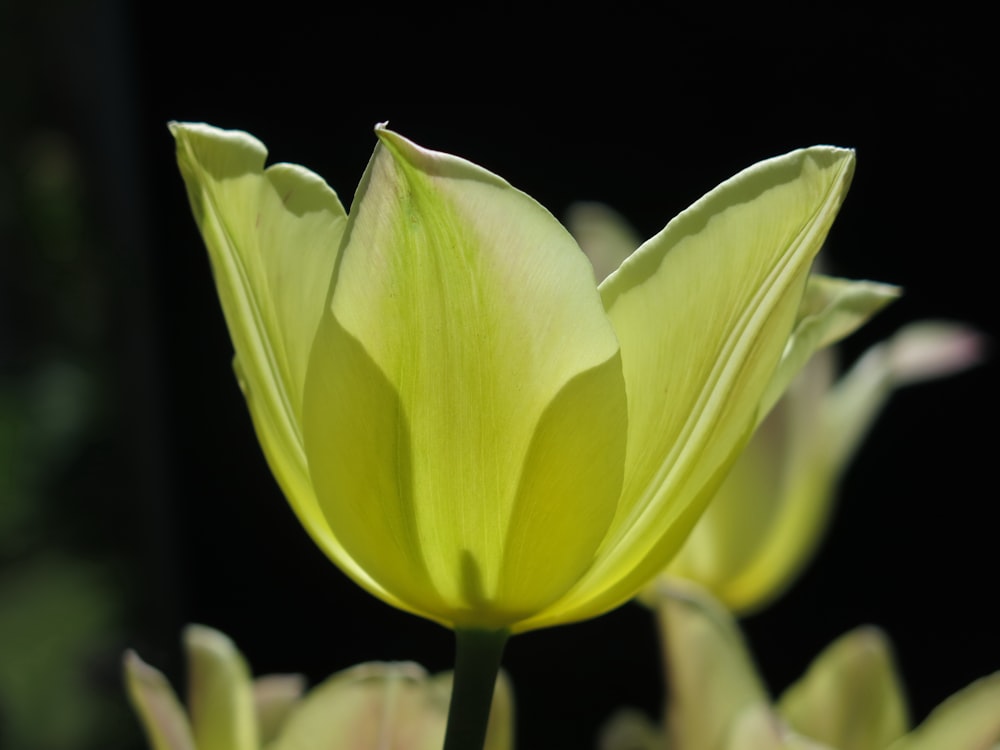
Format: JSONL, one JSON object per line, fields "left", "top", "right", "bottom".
{"left": 443, "top": 627, "right": 510, "bottom": 750}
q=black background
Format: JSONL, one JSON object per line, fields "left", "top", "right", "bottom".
{"left": 4, "top": 3, "right": 996, "bottom": 748}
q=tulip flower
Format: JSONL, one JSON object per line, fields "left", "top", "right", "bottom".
{"left": 658, "top": 320, "right": 982, "bottom": 614}
{"left": 124, "top": 625, "right": 514, "bottom": 750}
{"left": 171, "top": 123, "right": 875, "bottom": 747}
{"left": 568, "top": 205, "right": 982, "bottom": 616}
{"left": 598, "top": 582, "right": 1000, "bottom": 750}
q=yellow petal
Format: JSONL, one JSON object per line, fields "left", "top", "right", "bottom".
{"left": 657, "top": 364, "right": 810, "bottom": 612}
{"left": 778, "top": 626, "right": 908, "bottom": 750}
{"left": 169, "top": 122, "right": 401, "bottom": 607}
{"left": 185, "top": 625, "right": 259, "bottom": 750}
{"left": 524, "top": 146, "right": 856, "bottom": 630}
{"left": 123, "top": 650, "right": 196, "bottom": 750}
{"left": 302, "top": 127, "right": 627, "bottom": 628}
{"left": 687, "top": 347, "right": 837, "bottom": 614}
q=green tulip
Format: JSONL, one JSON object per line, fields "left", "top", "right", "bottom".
{"left": 599, "top": 582, "right": 1000, "bottom": 750}
{"left": 124, "top": 625, "right": 514, "bottom": 750}
{"left": 171, "top": 123, "right": 861, "bottom": 634}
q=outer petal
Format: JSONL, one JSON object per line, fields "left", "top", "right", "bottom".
{"left": 123, "top": 650, "right": 197, "bottom": 750}
{"left": 724, "top": 706, "right": 836, "bottom": 750}
{"left": 302, "top": 127, "right": 627, "bottom": 628}
{"left": 887, "top": 672, "right": 1000, "bottom": 750}
{"left": 170, "top": 123, "right": 398, "bottom": 605}
{"left": 666, "top": 348, "right": 836, "bottom": 614}
{"left": 523, "top": 147, "right": 856, "bottom": 630}
{"left": 266, "top": 662, "right": 514, "bottom": 750}
{"left": 777, "top": 627, "right": 908, "bottom": 750}
{"left": 655, "top": 580, "right": 771, "bottom": 750}
{"left": 660, "top": 274, "right": 895, "bottom": 613}
{"left": 185, "top": 625, "right": 259, "bottom": 750}
{"left": 253, "top": 674, "right": 306, "bottom": 744}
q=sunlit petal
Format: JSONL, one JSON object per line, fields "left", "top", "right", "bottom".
{"left": 302, "top": 127, "right": 626, "bottom": 627}
{"left": 526, "top": 147, "right": 855, "bottom": 629}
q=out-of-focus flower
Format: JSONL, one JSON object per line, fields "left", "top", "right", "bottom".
{"left": 660, "top": 320, "right": 983, "bottom": 614}
{"left": 124, "top": 625, "right": 513, "bottom": 750}
{"left": 171, "top": 123, "right": 876, "bottom": 634}
{"left": 569, "top": 205, "right": 982, "bottom": 616}
{"left": 599, "top": 582, "right": 1000, "bottom": 750}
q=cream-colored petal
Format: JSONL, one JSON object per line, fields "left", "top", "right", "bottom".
{"left": 723, "top": 705, "right": 835, "bottom": 750}
{"left": 266, "top": 662, "right": 513, "bottom": 750}
{"left": 170, "top": 122, "right": 401, "bottom": 608}
{"left": 185, "top": 625, "right": 259, "bottom": 750}
{"left": 266, "top": 662, "right": 445, "bottom": 750}
{"left": 887, "top": 672, "right": 1000, "bottom": 750}
{"left": 123, "top": 650, "right": 196, "bottom": 750}
{"left": 523, "top": 147, "right": 856, "bottom": 630}
{"left": 253, "top": 674, "right": 306, "bottom": 744}
{"left": 777, "top": 626, "right": 908, "bottom": 750}
{"left": 302, "top": 127, "right": 627, "bottom": 627}
{"left": 566, "top": 201, "right": 644, "bottom": 283}
{"left": 655, "top": 581, "right": 770, "bottom": 750}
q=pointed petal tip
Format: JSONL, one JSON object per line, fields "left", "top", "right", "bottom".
{"left": 123, "top": 648, "right": 148, "bottom": 673}
{"left": 168, "top": 121, "right": 268, "bottom": 156}
{"left": 183, "top": 623, "right": 236, "bottom": 652}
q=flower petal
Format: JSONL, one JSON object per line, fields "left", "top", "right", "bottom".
{"left": 887, "top": 672, "right": 1000, "bottom": 750}
{"left": 267, "top": 662, "right": 446, "bottom": 750}
{"left": 566, "top": 201, "right": 643, "bottom": 283}
{"left": 253, "top": 674, "right": 306, "bottom": 744}
{"left": 123, "top": 650, "right": 196, "bottom": 750}
{"left": 758, "top": 274, "right": 900, "bottom": 417}
{"left": 170, "top": 123, "right": 399, "bottom": 605}
{"left": 302, "top": 127, "right": 627, "bottom": 628}
{"left": 778, "top": 626, "right": 908, "bottom": 750}
{"left": 677, "top": 349, "right": 837, "bottom": 614}
{"left": 185, "top": 625, "right": 259, "bottom": 750}
{"left": 524, "top": 146, "right": 856, "bottom": 629}
{"left": 655, "top": 581, "right": 770, "bottom": 750}
{"left": 267, "top": 661, "right": 513, "bottom": 750}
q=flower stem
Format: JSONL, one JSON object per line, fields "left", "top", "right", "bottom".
{"left": 443, "top": 627, "right": 510, "bottom": 750}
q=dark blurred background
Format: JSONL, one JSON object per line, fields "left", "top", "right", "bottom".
{"left": 1, "top": 2, "right": 995, "bottom": 748}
